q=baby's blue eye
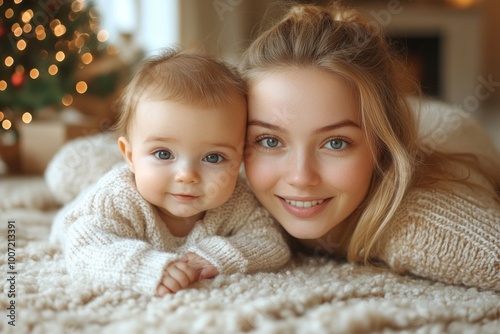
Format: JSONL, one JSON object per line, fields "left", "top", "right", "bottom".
{"left": 203, "top": 154, "right": 224, "bottom": 163}
{"left": 155, "top": 150, "right": 173, "bottom": 160}
{"left": 259, "top": 137, "right": 282, "bottom": 148}
{"left": 324, "top": 139, "right": 349, "bottom": 150}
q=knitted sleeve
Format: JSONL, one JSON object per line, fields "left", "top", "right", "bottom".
{"left": 187, "top": 179, "right": 291, "bottom": 275}
{"left": 375, "top": 182, "right": 500, "bottom": 291}
{"left": 44, "top": 132, "right": 122, "bottom": 205}
{"left": 63, "top": 168, "right": 180, "bottom": 296}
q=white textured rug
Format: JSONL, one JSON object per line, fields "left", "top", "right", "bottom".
{"left": 1, "top": 177, "right": 499, "bottom": 334}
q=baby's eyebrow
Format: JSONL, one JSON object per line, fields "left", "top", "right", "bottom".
{"left": 143, "top": 136, "right": 175, "bottom": 143}
{"left": 144, "top": 136, "right": 240, "bottom": 152}
{"left": 208, "top": 142, "right": 240, "bottom": 152}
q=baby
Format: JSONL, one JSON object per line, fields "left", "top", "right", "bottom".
{"left": 51, "top": 49, "right": 290, "bottom": 296}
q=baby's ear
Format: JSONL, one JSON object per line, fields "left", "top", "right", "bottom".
{"left": 118, "top": 136, "right": 135, "bottom": 173}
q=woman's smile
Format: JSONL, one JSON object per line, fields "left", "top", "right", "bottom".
{"left": 278, "top": 196, "right": 333, "bottom": 218}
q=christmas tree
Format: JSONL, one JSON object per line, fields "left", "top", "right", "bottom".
{"left": 0, "top": 0, "right": 119, "bottom": 126}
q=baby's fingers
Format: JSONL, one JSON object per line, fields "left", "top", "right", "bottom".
{"left": 174, "top": 261, "right": 198, "bottom": 284}
{"left": 165, "top": 262, "right": 198, "bottom": 288}
{"left": 199, "top": 265, "right": 218, "bottom": 280}
{"left": 156, "top": 283, "right": 172, "bottom": 297}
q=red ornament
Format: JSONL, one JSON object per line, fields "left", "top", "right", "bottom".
{"left": 0, "top": 25, "right": 5, "bottom": 38}
{"left": 11, "top": 72, "right": 25, "bottom": 88}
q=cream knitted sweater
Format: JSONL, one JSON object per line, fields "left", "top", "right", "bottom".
{"left": 376, "top": 174, "right": 500, "bottom": 291}
{"left": 55, "top": 164, "right": 291, "bottom": 296}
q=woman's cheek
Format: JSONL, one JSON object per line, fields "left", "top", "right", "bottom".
{"left": 333, "top": 157, "right": 374, "bottom": 196}
{"left": 244, "top": 153, "right": 275, "bottom": 193}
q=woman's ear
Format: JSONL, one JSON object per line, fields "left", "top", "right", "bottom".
{"left": 118, "top": 136, "right": 134, "bottom": 173}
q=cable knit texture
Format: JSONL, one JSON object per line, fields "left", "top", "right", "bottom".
{"left": 52, "top": 164, "right": 291, "bottom": 296}
{"left": 376, "top": 171, "right": 500, "bottom": 291}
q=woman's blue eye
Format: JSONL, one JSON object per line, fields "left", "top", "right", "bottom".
{"left": 203, "top": 154, "right": 224, "bottom": 163}
{"left": 259, "top": 137, "right": 281, "bottom": 148}
{"left": 324, "top": 139, "right": 349, "bottom": 150}
{"left": 155, "top": 150, "right": 173, "bottom": 160}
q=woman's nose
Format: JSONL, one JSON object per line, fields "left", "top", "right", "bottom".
{"left": 284, "top": 150, "right": 320, "bottom": 188}
{"left": 174, "top": 162, "right": 201, "bottom": 184}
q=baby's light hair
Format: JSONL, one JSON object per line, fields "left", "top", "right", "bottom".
{"left": 114, "top": 48, "right": 246, "bottom": 136}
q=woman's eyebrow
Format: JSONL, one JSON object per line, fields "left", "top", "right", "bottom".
{"left": 314, "top": 120, "right": 361, "bottom": 134}
{"left": 247, "top": 119, "right": 360, "bottom": 134}
{"left": 248, "top": 120, "right": 288, "bottom": 133}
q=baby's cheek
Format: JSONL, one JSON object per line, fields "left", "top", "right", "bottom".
{"left": 135, "top": 170, "right": 164, "bottom": 201}
{"left": 203, "top": 170, "right": 239, "bottom": 207}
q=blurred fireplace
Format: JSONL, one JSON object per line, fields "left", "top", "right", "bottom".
{"left": 388, "top": 34, "right": 442, "bottom": 98}
{"left": 357, "top": 5, "right": 481, "bottom": 105}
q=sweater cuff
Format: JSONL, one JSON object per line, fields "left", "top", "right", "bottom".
{"left": 187, "top": 236, "right": 248, "bottom": 275}
{"left": 131, "top": 251, "right": 182, "bottom": 295}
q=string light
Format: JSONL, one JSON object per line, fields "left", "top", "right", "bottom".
{"left": 12, "top": 24, "right": 22, "bottom": 37}
{"left": 75, "top": 81, "right": 87, "bottom": 94}
{"left": 16, "top": 39, "right": 27, "bottom": 51}
{"left": 81, "top": 52, "right": 93, "bottom": 64}
{"left": 72, "top": 1, "right": 84, "bottom": 12}
{"left": 22, "top": 112, "right": 32, "bottom": 124}
{"left": 54, "top": 24, "right": 66, "bottom": 37}
{"left": 62, "top": 94, "right": 73, "bottom": 106}
{"left": 75, "top": 36, "right": 84, "bottom": 48}
{"left": 14, "top": 0, "right": 22, "bottom": 4}
{"left": 21, "top": 10, "right": 33, "bottom": 23}
{"left": 48, "top": 64, "right": 58, "bottom": 75}
{"left": 50, "top": 19, "right": 61, "bottom": 30}
{"left": 35, "top": 25, "right": 46, "bottom": 40}
{"left": 5, "top": 56, "right": 14, "bottom": 67}
{"left": 55, "top": 51, "right": 65, "bottom": 62}
{"left": 97, "top": 30, "right": 108, "bottom": 42}
{"left": 0, "top": 112, "right": 4, "bottom": 122}
{"left": 29, "top": 68, "right": 39, "bottom": 79}
{"left": 5, "top": 9, "right": 14, "bottom": 19}
{"left": 23, "top": 23, "right": 32, "bottom": 33}
{"left": 2, "top": 120, "right": 12, "bottom": 130}
{"left": 0, "top": 80, "right": 7, "bottom": 90}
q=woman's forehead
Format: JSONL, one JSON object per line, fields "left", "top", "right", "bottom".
{"left": 247, "top": 68, "right": 361, "bottom": 125}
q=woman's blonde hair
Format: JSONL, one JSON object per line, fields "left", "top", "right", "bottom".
{"left": 114, "top": 48, "right": 246, "bottom": 136}
{"left": 241, "top": 2, "right": 498, "bottom": 263}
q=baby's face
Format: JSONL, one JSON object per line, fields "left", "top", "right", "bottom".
{"left": 121, "top": 96, "right": 246, "bottom": 221}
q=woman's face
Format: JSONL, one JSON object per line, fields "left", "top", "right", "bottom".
{"left": 245, "top": 68, "right": 375, "bottom": 240}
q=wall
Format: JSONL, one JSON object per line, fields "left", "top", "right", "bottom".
{"left": 481, "top": 0, "right": 500, "bottom": 105}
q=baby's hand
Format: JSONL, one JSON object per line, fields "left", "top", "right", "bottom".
{"left": 156, "top": 261, "right": 198, "bottom": 297}
{"left": 182, "top": 252, "right": 219, "bottom": 280}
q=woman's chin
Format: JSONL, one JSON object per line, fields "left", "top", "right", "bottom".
{"left": 283, "top": 225, "right": 327, "bottom": 240}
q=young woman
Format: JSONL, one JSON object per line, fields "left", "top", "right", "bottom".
{"left": 241, "top": 3, "right": 500, "bottom": 291}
